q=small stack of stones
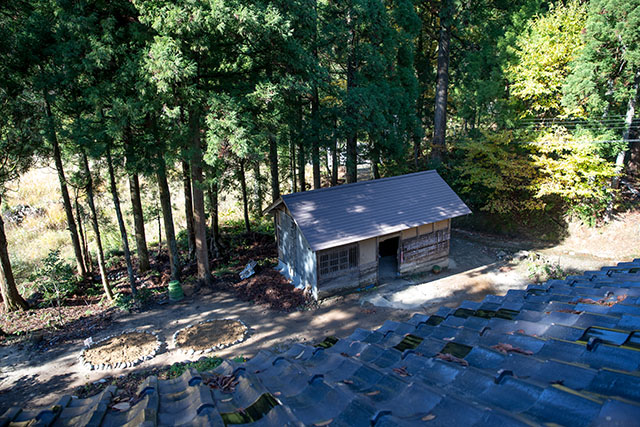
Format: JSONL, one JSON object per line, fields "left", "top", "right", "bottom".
{"left": 78, "top": 329, "right": 162, "bottom": 371}
{"left": 172, "top": 318, "right": 249, "bottom": 357}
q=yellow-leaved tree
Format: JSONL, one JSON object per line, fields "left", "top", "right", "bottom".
{"left": 507, "top": 0, "right": 587, "bottom": 118}
{"left": 530, "top": 128, "right": 617, "bottom": 223}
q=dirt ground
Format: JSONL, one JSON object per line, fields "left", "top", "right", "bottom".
{"left": 1, "top": 215, "right": 638, "bottom": 409}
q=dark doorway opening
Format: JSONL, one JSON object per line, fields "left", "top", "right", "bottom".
{"left": 378, "top": 236, "right": 399, "bottom": 280}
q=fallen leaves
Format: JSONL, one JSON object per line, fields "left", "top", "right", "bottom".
{"left": 435, "top": 353, "right": 469, "bottom": 367}
{"left": 574, "top": 295, "right": 627, "bottom": 307}
{"left": 226, "top": 268, "right": 313, "bottom": 312}
{"left": 203, "top": 374, "right": 239, "bottom": 393}
{"left": 491, "top": 343, "right": 533, "bottom": 356}
{"left": 392, "top": 366, "right": 411, "bottom": 377}
{"left": 0, "top": 302, "right": 114, "bottom": 348}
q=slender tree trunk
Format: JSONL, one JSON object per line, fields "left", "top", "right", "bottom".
{"left": 613, "top": 71, "right": 640, "bottom": 187}
{"left": 432, "top": 0, "right": 452, "bottom": 161}
{"left": 207, "top": 183, "right": 220, "bottom": 259}
{"left": 83, "top": 225, "right": 92, "bottom": 272}
{"left": 0, "top": 198, "right": 28, "bottom": 311}
{"left": 189, "top": 109, "right": 212, "bottom": 284}
{"left": 331, "top": 119, "right": 339, "bottom": 186}
{"left": 371, "top": 141, "right": 381, "bottom": 179}
{"left": 630, "top": 140, "right": 640, "bottom": 178}
{"left": 290, "top": 130, "right": 297, "bottom": 192}
{"left": 269, "top": 133, "right": 280, "bottom": 202}
{"left": 157, "top": 210, "right": 162, "bottom": 256}
{"left": 253, "top": 160, "right": 263, "bottom": 215}
{"left": 210, "top": 182, "right": 220, "bottom": 246}
{"left": 128, "top": 173, "right": 150, "bottom": 272}
{"left": 44, "top": 96, "right": 86, "bottom": 278}
{"left": 77, "top": 199, "right": 92, "bottom": 273}
{"left": 296, "top": 101, "right": 306, "bottom": 191}
{"left": 311, "top": 0, "right": 321, "bottom": 189}
{"left": 81, "top": 153, "right": 113, "bottom": 301}
{"left": 414, "top": 25, "right": 425, "bottom": 170}
{"left": 106, "top": 151, "right": 137, "bottom": 297}
{"left": 323, "top": 149, "right": 331, "bottom": 177}
{"left": 156, "top": 156, "right": 180, "bottom": 282}
{"left": 239, "top": 159, "right": 251, "bottom": 234}
{"left": 345, "top": 13, "right": 358, "bottom": 184}
{"left": 73, "top": 189, "right": 89, "bottom": 275}
{"left": 182, "top": 160, "right": 196, "bottom": 261}
{"left": 345, "top": 131, "right": 357, "bottom": 183}
{"left": 345, "top": 67, "right": 358, "bottom": 183}
{"left": 311, "top": 87, "right": 321, "bottom": 189}
{"left": 413, "top": 132, "right": 422, "bottom": 170}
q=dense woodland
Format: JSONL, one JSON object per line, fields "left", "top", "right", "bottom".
{"left": 1, "top": 0, "right": 639, "bottom": 313}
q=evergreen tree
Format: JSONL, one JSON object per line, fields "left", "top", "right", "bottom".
{"left": 563, "top": 0, "right": 640, "bottom": 177}
{"left": 0, "top": 45, "right": 40, "bottom": 310}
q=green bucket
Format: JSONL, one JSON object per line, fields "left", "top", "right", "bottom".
{"left": 168, "top": 280, "right": 184, "bottom": 302}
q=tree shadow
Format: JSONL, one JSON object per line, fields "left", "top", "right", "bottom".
{"left": 0, "top": 372, "right": 75, "bottom": 410}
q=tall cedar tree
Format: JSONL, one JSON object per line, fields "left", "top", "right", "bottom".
{"left": 563, "top": 0, "right": 640, "bottom": 178}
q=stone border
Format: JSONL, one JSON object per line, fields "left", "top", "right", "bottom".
{"left": 172, "top": 318, "right": 249, "bottom": 356}
{"left": 78, "top": 329, "right": 162, "bottom": 371}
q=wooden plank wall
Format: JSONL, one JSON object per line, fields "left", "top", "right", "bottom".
{"left": 400, "top": 225, "right": 450, "bottom": 274}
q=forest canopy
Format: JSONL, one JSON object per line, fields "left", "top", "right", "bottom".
{"left": 0, "top": 0, "right": 639, "bottom": 311}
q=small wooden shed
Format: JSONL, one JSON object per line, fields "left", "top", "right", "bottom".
{"left": 264, "top": 170, "right": 471, "bottom": 298}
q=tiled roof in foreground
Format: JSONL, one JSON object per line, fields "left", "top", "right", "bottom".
{"left": 2, "top": 259, "right": 640, "bottom": 426}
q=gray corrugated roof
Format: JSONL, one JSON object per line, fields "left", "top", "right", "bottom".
{"left": 281, "top": 170, "right": 471, "bottom": 252}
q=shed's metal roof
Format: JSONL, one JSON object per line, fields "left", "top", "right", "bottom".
{"left": 280, "top": 170, "right": 471, "bottom": 252}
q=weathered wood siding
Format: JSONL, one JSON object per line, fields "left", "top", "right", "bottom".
{"left": 399, "top": 219, "right": 450, "bottom": 274}
{"left": 277, "top": 209, "right": 317, "bottom": 293}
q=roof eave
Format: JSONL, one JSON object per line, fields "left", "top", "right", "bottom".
{"left": 262, "top": 198, "right": 284, "bottom": 216}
